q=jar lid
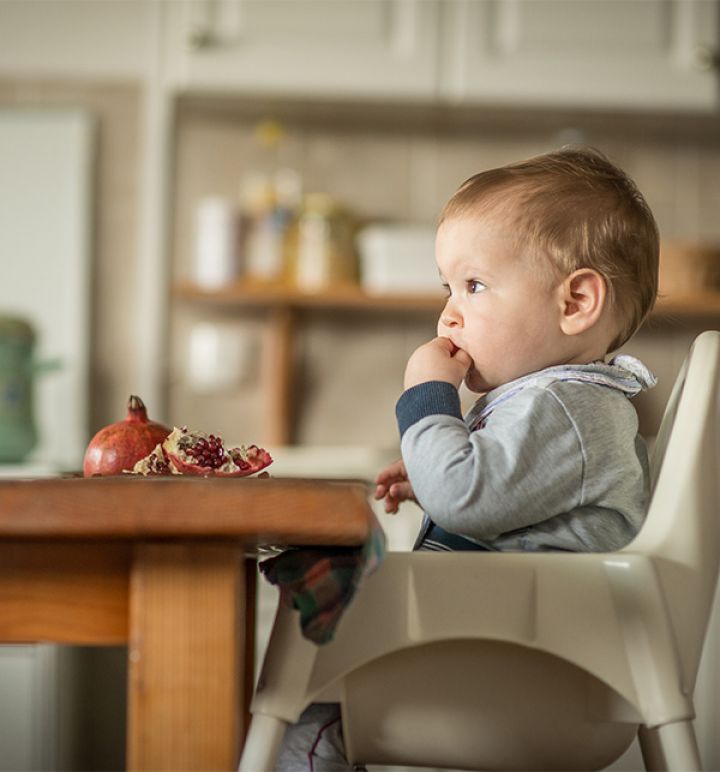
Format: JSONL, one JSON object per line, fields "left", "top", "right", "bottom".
{"left": 0, "top": 315, "right": 36, "bottom": 344}
{"left": 303, "top": 192, "right": 336, "bottom": 216}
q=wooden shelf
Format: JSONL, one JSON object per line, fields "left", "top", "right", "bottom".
{"left": 173, "top": 281, "right": 720, "bottom": 446}
{"left": 174, "top": 281, "right": 720, "bottom": 318}
{"left": 653, "top": 292, "right": 720, "bottom": 317}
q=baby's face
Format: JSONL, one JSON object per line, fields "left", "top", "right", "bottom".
{"left": 435, "top": 215, "right": 569, "bottom": 393}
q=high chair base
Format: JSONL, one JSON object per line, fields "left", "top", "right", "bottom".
{"left": 239, "top": 713, "right": 289, "bottom": 772}
{"left": 638, "top": 720, "right": 702, "bottom": 772}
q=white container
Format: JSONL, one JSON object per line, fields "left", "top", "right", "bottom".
{"left": 357, "top": 223, "right": 440, "bottom": 295}
{"left": 193, "top": 197, "right": 238, "bottom": 288}
{"left": 186, "top": 323, "right": 257, "bottom": 393}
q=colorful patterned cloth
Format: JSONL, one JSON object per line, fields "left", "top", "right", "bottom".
{"left": 259, "top": 512, "right": 386, "bottom": 645}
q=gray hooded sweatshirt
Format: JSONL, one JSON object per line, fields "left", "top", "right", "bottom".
{"left": 395, "top": 356, "right": 657, "bottom": 553}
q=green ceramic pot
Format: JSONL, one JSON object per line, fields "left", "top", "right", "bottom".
{"left": 0, "top": 315, "right": 60, "bottom": 463}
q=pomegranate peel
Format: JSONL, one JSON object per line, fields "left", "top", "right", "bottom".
{"left": 131, "top": 426, "right": 273, "bottom": 478}
{"left": 130, "top": 442, "right": 172, "bottom": 476}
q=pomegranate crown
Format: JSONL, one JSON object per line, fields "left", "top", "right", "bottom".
{"left": 127, "top": 395, "right": 149, "bottom": 420}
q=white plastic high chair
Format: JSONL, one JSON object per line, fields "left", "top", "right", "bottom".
{"left": 240, "top": 330, "right": 720, "bottom": 771}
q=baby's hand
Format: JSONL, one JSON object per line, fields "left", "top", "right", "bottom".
{"left": 374, "top": 458, "right": 415, "bottom": 514}
{"left": 404, "top": 336, "right": 472, "bottom": 390}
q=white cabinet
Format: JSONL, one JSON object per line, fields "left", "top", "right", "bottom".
{"left": 441, "top": 0, "right": 719, "bottom": 110}
{"left": 0, "top": 647, "right": 58, "bottom": 771}
{"left": 163, "top": 0, "right": 440, "bottom": 100}
{"left": 164, "top": 0, "right": 719, "bottom": 111}
{"left": 0, "top": 0, "right": 156, "bottom": 79}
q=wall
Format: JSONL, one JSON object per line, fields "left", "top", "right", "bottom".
{"left": 0, "top": 79, "right": 142, "bottom": 436}
{"left": 0, "top": 0, "right": 161, "bottom": 435}
{"left": 170, "top": 97, "right": 720, "bottom": 448}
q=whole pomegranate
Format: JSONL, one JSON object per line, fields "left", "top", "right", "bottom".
{"left": 83, "top": 395, "right": 172, "bottom": 477}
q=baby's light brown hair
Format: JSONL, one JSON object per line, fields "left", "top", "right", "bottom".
{"left": 440, "top": 147, "right": 659, "bottom": 351}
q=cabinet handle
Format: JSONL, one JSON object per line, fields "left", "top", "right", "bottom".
{"left": 188, "top": 27, "right": 216, "bottom": 51}
{"left": 692, "top": 45, "right": 720, "bottom": 73}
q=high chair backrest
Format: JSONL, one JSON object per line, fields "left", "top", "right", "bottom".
{"left": 628, "top": 330, "right": 720, "bottom": 693}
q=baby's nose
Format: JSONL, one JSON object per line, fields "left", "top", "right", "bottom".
{"left": 439, "top": 303, "right": 461, "bottom": 329}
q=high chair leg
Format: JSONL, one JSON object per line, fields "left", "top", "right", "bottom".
{"left": 239, "top": 713, "right": 289, "bottom": 772}
{"left": 638, "top": 720, "right": 702, "bottom": 772}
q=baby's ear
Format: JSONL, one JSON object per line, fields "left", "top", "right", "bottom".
{"left": 558, "top": 269, "right": 607, "bottom": 336}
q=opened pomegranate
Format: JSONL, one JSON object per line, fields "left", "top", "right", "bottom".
{"left": 83, "top": 395, "right": 172, "bottom": 477}
{"left": 132, "top": 426, "right": 273, "bottom": 477}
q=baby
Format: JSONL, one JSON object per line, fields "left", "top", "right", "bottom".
{"left": 278, "top": 146, "right": 659, "bottom": 770}
{"left": 377, "top": 145, "right": 658, "bottom": 554}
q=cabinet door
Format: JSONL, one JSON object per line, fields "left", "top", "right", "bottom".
{"left": 0, "top": 647, "right": 57, "bottom": 771}
{"left": 164, "top": 0, "right": 439, "bottom": 100}
{"left": 441, "top": 0, "right": 719, "bottom": 111}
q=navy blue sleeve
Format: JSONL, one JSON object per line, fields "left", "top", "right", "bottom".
{"left": 395, "top": 381, "right": 463, "bottom": 438}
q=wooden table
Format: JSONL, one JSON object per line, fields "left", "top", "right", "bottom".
{"left": 0, "top": 475, "right": 374, "bottom": 770}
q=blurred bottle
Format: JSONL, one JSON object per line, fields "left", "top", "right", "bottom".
{"left": 286, "top": 193, "right": 358, "bottom": 292}
{"left": 240, "top": 120, "right": 302, "bottom": 285}
{"left": 192, "top": 196, "right": 239, "bottom": 288}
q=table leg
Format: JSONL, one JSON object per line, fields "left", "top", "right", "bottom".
{"left": 127, "top": 542, "right": 251, "bottom": 771}
{"left": 262, "top": 305, "right": 296, "bottom": 446}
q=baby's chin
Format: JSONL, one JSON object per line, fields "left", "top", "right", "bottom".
{"left": 463, "top": 369, "right": 492, "bottom": 394}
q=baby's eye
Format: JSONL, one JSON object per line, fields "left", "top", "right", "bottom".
{"left": 441, "top": 282, "right": 451, "bottom": 298}
{"left": 468, "top": 279, "right": 487, "bottom": 294}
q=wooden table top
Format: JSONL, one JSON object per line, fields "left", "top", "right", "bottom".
{"left": 0, "top": 475, "right": 374, "bottom": 545}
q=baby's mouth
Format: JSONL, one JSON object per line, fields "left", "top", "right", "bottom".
{"left": 447, "top": 336, "right": 464, "bottom": 354}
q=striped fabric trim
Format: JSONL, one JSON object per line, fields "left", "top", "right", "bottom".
{"left": 416, "top": 523, "right": 494, "bottom": 552}
{"left": 417, "top": 539, "right": 455, "bottom": 552}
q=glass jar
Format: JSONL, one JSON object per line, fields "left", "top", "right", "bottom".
{"left": 287, "top": 193, "right": 358, "bottom": 292}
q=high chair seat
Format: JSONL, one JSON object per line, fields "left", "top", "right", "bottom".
{"left": 241, "top": 330, "right": 720, "bottom": 772}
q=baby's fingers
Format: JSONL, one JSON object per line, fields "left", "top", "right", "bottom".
{"left": 383, "top": 482, "right": 415, "bottom": 513}
{"left": 383, "top": 490, "right": 405, "bottom": 514}
{"left": 373, "top": 483, "right": 389, "bottom": 501}
{"left": 375, "top": 486, "right": 405, "bottom": 514}
{"left": 452, "top": 347, "right": 473, "bottom": 371}
{"left": 390, "top": 481, "right": 413, "bottom": 499}
{"left": 375, "top": 458, "right": 406, "bottom": 486}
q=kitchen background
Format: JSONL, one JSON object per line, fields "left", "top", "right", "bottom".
{"left": 1, "top": 0, "right": 720, "bottom": 770}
